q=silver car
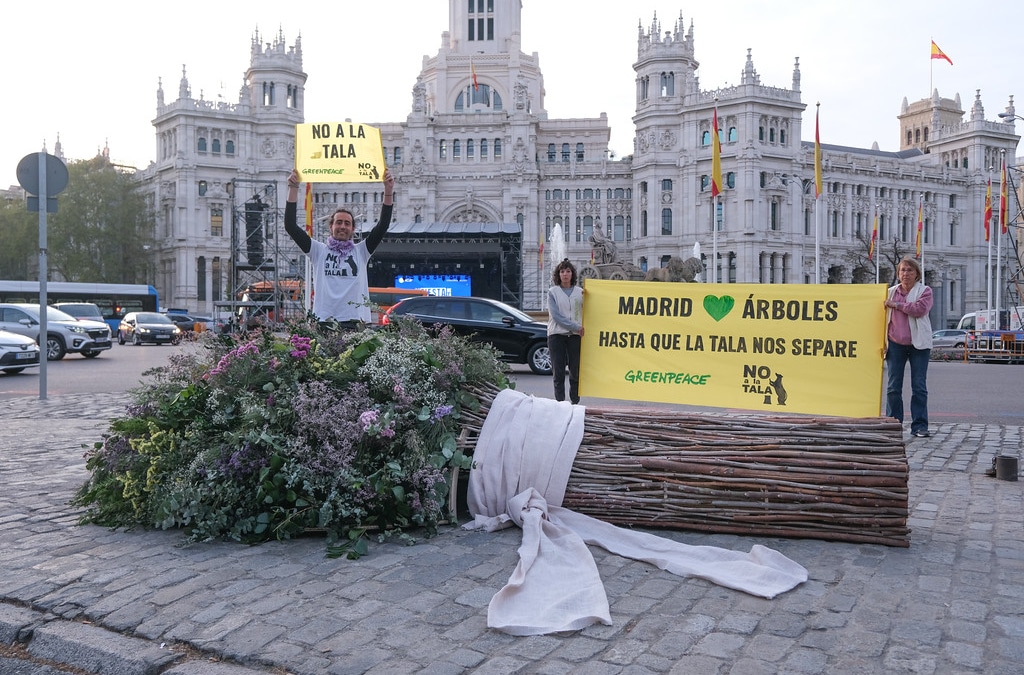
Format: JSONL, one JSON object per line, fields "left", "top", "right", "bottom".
{"left": 931, "top": 329, "right": 971, "bottom": 348}
{"left": 0, "top": 303, "right": 112, "bottom": 360}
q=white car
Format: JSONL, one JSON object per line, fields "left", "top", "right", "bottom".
{"left": 0, "top": 303, "right": 112, "bottom": 360}
{"left": 0, "top": 328, "right": 41, "bottom": 374}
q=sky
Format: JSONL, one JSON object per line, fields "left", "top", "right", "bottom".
{"left": 4, "top": 0, "right": 1021, "bottom": 189}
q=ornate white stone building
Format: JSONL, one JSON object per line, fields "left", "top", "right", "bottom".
{"left": 138, "top": 1, "right": 1020, "bottom": 328}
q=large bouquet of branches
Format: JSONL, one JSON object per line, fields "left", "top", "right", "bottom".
{"left": 73, "top": 317, "right": 510, "bottom": 557}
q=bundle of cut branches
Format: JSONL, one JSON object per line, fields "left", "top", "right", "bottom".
{"left": 458, "top": 384, "right": 909, "bottom": 547}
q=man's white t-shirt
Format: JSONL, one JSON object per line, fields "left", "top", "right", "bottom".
{"left": 307, "top": 239, "right": 372, "bottom": 322}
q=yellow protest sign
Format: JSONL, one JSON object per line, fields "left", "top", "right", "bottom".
{"left": 580, "top": 280, "right": 887, "bottom": 417}
{"left": 295, "top": 122, "right": 385, "bottom": 183}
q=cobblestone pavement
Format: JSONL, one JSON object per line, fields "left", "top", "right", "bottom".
{"left": 2, "top": 393, "right": 1022, "bottom": 674}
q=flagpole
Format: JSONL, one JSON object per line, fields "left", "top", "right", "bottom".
{"left": 873, "top": 203, "right": 879, "bottom": 284}
{"left": 712, "top": 195, "right": 719, "bottom": 283}
{"left": 813, "top": 103, "right": 823, "bottom": 284}
{"left": 996, "top": 150, "right": 1006, "bottom": 327}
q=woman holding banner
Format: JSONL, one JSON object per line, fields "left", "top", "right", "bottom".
{"left": 547, "top": 259, "right": 585, "bottom": 405}
{"left": 284, "top": 168, "right": 394, "bottom": 327}
{"left": 883, "top": 256, "right": 933, "bottom": 438}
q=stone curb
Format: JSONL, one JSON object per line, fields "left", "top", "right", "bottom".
{"left": 0, "top": 604, "right": 267, "bottom": 675}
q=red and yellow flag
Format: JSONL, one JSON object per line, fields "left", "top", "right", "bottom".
{"left": 710, "top": 106, "right": 722, "bottom": 198}
{"left": 1000, "top": 158, "right": 1009, "bottom": 234}
{"left": 984, "top": 177, "right": 992, "bottom": 242}
{"left": 868, "top": 210, "right": 878, "bottom": 261}
{"left": 814, "top": 105, "right": 823, "bottom": 198}
{"left": 304, "top": 182, "right": 313, "bottom": 237}
{"left": 915, "top": 199, "right": 924, "bottom": 258}
{"left": 930, "top": 41, "right": 953, "bottom": 65}
{"left": 471, "top": 59, "right": 479, "bottom": 91}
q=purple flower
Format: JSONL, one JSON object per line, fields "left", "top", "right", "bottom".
{"left": 431, "top": 405, "right": 454, "bottom": 422}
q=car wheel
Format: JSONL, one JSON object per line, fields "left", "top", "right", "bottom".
{"left": 3, "top": 368, "right": 25, "bottom": 375}
{"left": 954, "top": 342, "right": 965, "bottom": 348}
{"left": 82, "top": 350, "right": 100, "bottom": 358}
{"left": 46, "top": 335, "right": 66, "bottom": 361}
{"left": 118, "top": 331, "right": 125, "bottom": 345}
{"left": 132, "top": 332, "right": 142, "bottom": 346}
{"left": 527, "top": 342, "right": 552, "bottom": 376}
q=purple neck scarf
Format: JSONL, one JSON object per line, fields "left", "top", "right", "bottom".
{"left": 327, "top": 238, "right": 354, "bottom": 256}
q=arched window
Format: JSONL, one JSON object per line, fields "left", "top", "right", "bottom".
{"left": 661, "top": 179, "right": 673, "bottom": 192}
{"left": 467, "top": 139, "right": 475, "bottom": 158}
{"left": 211, "top": 139, "right": 221, "bottom": 153}
{"left": 225, "top": 140, "right": 235, "bottom": 155}
{"left": 907, "top": 130, "right": 913, "bottom": 144}
{"left": 561, "top": 143, "right": 570, "bottom": 162}
{"left": 394, "top": 147, "right": 402, "bottom": 164}
{"left": 494, "top": 138, "right": 502, "bottom": 158}
{"left": 197, "top": 137, "right": 207, "bottom": 152}
{"left": 453, "top": 139, "right": 461, "bottom": 159}
{"left": 915, "top": 129, "right": 921, "bottom": 143}
{"left": 779, "top": 129, "right": 786, "bottom": 145}
{"left": 701, "top": 175, "right": 709, "bottom": 191}
{"left": 769, "top": 128, "right": 776, "bottom": 143}
{"left": 576, "top": 143, "right": 584, "bottom": 161}
{"left": 480, "top": 139, "right": 488, "bottom": 158}
{"left": 701, "top": 130, "right": 711, "bottom": 146}
{"left": 439, "top": 140, "right": 447, "bottom": 159}
{"left": 661, "top": 208, "right": 672, "bottom": 235}
{"left": 728, "top": 127, "right": 737, "bottom": 142}
{"left": 923, "top": 128, "right": 929, "bottom": 141}
{"left": 759, "top": 127, "right": 765, "bottom": 141}
{"left": 547, "top": 143, "right": 556, "bottom": 162}
{"left": 726, "top": 172, "right": 736, "bottom": 189}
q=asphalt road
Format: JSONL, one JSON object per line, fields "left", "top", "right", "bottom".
{"left": 2, "top": 340, "right": 1022, "bottom": 426}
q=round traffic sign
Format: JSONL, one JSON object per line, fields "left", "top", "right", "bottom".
{"left": 16, "top": 152, "right": 69, "bottom": 197}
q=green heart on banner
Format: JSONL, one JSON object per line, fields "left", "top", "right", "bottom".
{"left": 703, "top": 295, "right": 735, "bottom": 321}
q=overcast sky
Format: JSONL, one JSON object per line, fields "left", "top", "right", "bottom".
{"left": 4, "top": 0, "right": 1020, "bottom": 188}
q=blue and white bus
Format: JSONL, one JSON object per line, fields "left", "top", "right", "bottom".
{"left": 0, "top": 281, "right": 159, "bottom": 333}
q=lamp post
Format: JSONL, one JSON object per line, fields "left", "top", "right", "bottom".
{"left": 996, "top": 112, "right": 1024, "bottom": 123}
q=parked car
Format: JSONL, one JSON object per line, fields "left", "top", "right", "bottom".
{"left": 932, "top": 329, "right": 973, "bottom": 348}
{"left": 0, "top": 303, "right": 112, "bottom": 360}
{"left": 52, "top": 302, "right": 107, "bottom": 323}
{"left": 383, "top": 295, "right": 552, "bottom": 375}
{"left": 0, "top": 328, "right": 41, "bottom": 374}
{"left": 163, "top": 311, "right": 200, "bottom": 333}
{"left": 118, "top": 312, "right": 182, "bottom": 345}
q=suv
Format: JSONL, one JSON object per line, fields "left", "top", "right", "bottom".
{"left": 383, "top": 296, "right": 552, "bottom": 375}
{"left": 0, "top": 303, "right": 112, "bottom": 360}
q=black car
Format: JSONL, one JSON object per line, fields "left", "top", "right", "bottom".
{"left": 118, "top": 312, "right": 182, "bottom": 345}
{"left": 383, "top": 296, "right": 552, "bottom": 375}
{"left": 163, "top": 312, "right": 199, "bottom": 333}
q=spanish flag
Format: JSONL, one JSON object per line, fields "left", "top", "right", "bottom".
{"left": 814, "top": 104, "right": 823, "bottom": 199}
{"left": 930, "top": 41, "right": 953, "bottom": 65}
{"left": 710, "top": 105, "right": 722, "bottom": 198}
{"left": 471, "top": 59, "right": 479, "bottom": 91}
{"left": 304, "top": 182, "right": 313, "bottom": 237}
{"left": 915, "top": 199, "right": 924, "bottom": 258}
{"left": 984, "top": 177, "right": 992, "bottom": 242}
{"left": 1000, "top": 157, "right": 1009, "bottom": 234}
{"left": 868, "top": 210, "right": 878, "bottom": 261}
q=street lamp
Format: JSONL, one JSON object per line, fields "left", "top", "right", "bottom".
{"left": 997, "top": 112, "right": 1024, "bottom": 123}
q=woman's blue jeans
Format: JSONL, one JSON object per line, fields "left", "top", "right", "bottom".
{"left": 885, "top": 342, "right": 930, "bottom": 434}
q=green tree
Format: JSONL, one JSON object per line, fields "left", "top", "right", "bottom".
{"left": 0, "top": 197, "right": 37, "bottom": 279}
{"left": 47, "top": 156, "right": 154, "bottom": 283}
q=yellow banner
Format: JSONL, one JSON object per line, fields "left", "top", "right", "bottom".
{"left": 580, "top": 281, "right": 887, "bottom": 417}
{"left": 295, "top": 122, "right": 385, "bottom": 183}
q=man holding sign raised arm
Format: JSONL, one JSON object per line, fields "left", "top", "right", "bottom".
{"left": 284, "top": 168, "right": 395, "bottom": 327}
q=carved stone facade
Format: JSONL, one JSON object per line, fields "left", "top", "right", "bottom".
{"left": 138, "top": 2, "right": 1019, "bottom": 327}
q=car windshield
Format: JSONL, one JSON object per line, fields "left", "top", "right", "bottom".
{"left": 483, "top": 299, "right": 535, "bottom": 323}
{"left": 58, "top": 304, "right": 103, "bottom": 319}
{"left": 137, "top": 312, "right": 173, "bottom": 324}
{"left": 44, "top": 306, "right": 78, "bottom": 322}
